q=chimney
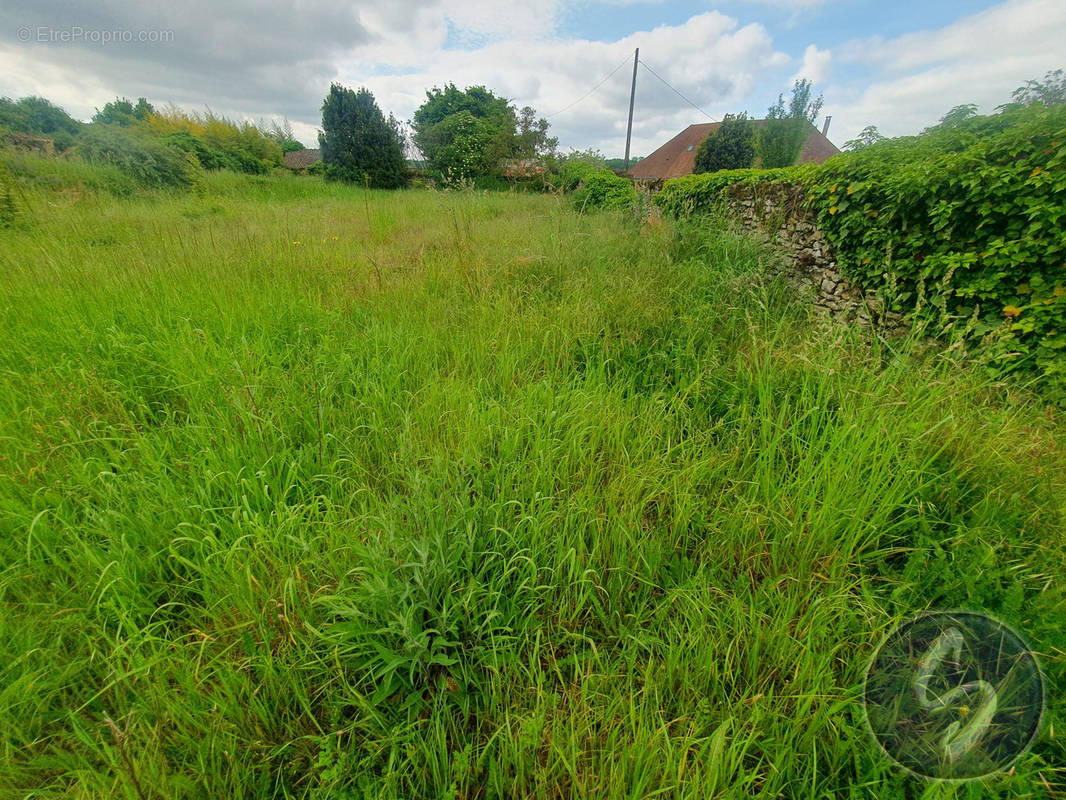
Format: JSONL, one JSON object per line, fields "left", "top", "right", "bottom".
{"left": 821, "top": 115, "right": 832, "bottom": 137}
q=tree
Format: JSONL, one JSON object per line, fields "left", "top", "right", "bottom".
{"left": 842, "top": 125, "right": 886, "bottom": 151}
{"left": 318, "top": 84, "right": 407, "bottom": 189}
{"left": 924, "top": 103, "right": 978, "bottom": 132}
{"left": 265, "top": 118, "right": 304, "bottom": 153}
{"left": 694, "top": 113, "right": 755, "bottom": 173}
{"left": 756, "top": 79, "right": 824, "bottom": 168}
{"left": 515, "top": 105, "right": 557, "bottom": 160}
{"left": 1009, "top": 69, "right": 1066, "bottom": 107}
{"left": 412, "top": 84, "right": 553, "bottom": 180}
{"left": 604, "top": 156, "right": 641, "bottom": 171}
{"left": 940, "top": 103, "right": 978, "bottom": 125}
{"left": 92, "top": 97, "right": 154, "bottom": 126}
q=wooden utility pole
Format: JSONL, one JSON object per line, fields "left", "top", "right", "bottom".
{"left": 623, "top": 48, "right": 639, "bottom": 172}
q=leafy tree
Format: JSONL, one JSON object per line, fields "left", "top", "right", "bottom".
{"left": 756, "top": 79, "right": 823, "bottom": 168}
{"left": 1009, "top": 69, "right": 1066, "bottom": 107}
{"left": 318, "top": 83, "right": 407, "bottom": 188}
{"left": 559, "top": 148, "right": 606, "bottom": 169}
{"left": 842, "top": 125, "right": 886, "bottom": 151}
{"left": 604, "top": 156, "right": 642, "bottom": 171}
{"left": 92, "top": 97, "right": 154, "bottom": 126}
{"left": 515, "top": 105, "right": 557, "bottom": 160}
{"left": 694, "top": 113, "right": 755, "bottom": 173}
{"left": 412, "top": 84, "right": 552, "bottom": 180}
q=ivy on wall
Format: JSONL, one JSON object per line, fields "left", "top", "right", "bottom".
{"left": 656, "top": 105, "right": 1066, "bottom": 398}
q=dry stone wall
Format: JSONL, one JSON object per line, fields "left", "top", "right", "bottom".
{"left": 710, "top": 183, "right": 904, "bottom": 330}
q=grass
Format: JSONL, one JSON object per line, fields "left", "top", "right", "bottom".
{"left": 0, "top": 166, "right": 1063, "bottom": 798}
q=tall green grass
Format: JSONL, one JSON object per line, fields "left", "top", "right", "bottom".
{"left": 0, "top": 175, "right": 1062, "bottom": 798}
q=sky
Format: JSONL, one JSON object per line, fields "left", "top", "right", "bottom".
{"left": 0, "top": 0, "right": 1063, "bottom": 158}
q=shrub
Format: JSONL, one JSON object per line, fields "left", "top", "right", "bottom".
{"left": 0, "top": 96, "right": 83, "bottom": 151}
{"left": 142, "top": 107, "right": 283, "bottom": 174}
{"left": 655, "top": 167, "right": 806, "bottom": 217}
{"left": 550, "top": 149, "right": 606, "bottom": 191}
{"left": 572, "top": 169, "right": 637, "bottom": 211}
{"left": 1, "top": 147, "right": 137, "bottom": 196}
{"left": 75, "top": 126, "right": 195, "bottom": 189}
{"left": 809, "top": 105, "right": 1066, "bottom": 393}
{"left": 159, "top": 130, "right": 228, "bottom": 170}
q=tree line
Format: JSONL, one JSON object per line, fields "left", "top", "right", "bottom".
{"left": 318, "top": 82, "right": 558, "bottom": 188}
{"left": 694, "top": 70, "right": 1066, "bottom": 173}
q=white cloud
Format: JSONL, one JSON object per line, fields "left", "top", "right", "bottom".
{"left": 0, "top": 3, "right": 790, "bottom": 156}
{"left": 339, "top": 12, "right": 789, "bottom": 157}
{"left": 791, "top": 44, "right": 831, "bottom": 85}
{"left": 443, "top": 0, "right": 563, "bottom": 41}
{"left": 829, "top": 0, "right": 1066, "bottom": 142}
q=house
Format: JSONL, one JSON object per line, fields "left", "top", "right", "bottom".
{"left": 628, "top": 120, "right": 839, "bottom": 181}
{"left": 283, "top": 148, "right": 321, "bottom": 171}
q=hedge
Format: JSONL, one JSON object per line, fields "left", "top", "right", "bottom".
{"left": 573, "top": 169, "right": 638, "bottom": 212}
{"left": 656, "top": 105, "right": 1066, "bottom": 397}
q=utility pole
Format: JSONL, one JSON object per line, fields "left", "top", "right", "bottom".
{"left": 623, "top": 47, "right": 639, "bottom": 172}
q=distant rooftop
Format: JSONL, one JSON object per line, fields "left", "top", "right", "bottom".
{"left": 629, "top": 120, "right": 839, "bottom": 181}
{"left": 283, "top": 148, "right": 321, "bottom": 170}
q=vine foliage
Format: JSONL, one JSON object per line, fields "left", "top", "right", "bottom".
{"left": 657, "top": 105, "right": 1066, "bottom": 397}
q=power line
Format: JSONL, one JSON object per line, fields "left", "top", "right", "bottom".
{"left": 637, "top": 59, "right": 716, "bottom": 121}
{"left": 545, "top": 55, "right": 633, "bottom": 118}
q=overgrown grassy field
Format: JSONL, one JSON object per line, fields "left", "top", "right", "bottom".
{"left": 0, "top": 172, "right": 1063, "bottom": 798}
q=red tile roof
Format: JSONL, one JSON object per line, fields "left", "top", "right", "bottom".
{"left": 283, "top": 148, "right": 321, "bottom": 169}
{"left": 628, "top": 120, "right": 839, "bottom": 181}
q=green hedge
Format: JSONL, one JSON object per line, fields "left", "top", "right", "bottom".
{"left": 656, "top": 105, "right": 1066, "bottom": 397}
{"left": 573, "top": 169, "right": 637, "bottom": 212}
{"left": 656, "top": 167, "right": 808, "bottom": 216}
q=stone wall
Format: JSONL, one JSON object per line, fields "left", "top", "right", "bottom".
{"left": 717, "top": 183, "right": 903, "bottom": 330}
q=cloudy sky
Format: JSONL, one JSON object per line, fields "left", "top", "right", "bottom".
{"left": 1, "top": 0, "right": 1062, "bottom": 157}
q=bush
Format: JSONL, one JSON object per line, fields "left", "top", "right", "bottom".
{"left": 1, "top": 147, "right": 137, "bottom": 196}
{"left": 143, "top": 108, "right": 283, "bottom": 174}
{"left": 572, "top": 169, "right": 637, "bottom": 211}
{"left": 656, "top": 167, "right": 805, "bottom": 217}
{"left": 159, "top": 130, "right": 227, "bottom": 170}
{"left": 0, "top": 96, "right": 83, "bottom": 152}
{"left": 550, "top": 149, "right": 606, "bottom": 191}
{"left": 656, "top": 104, "right": 1066, "bottom": 397}
{"left": 75, "top": 126, "right": 196, "bottom": 189}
